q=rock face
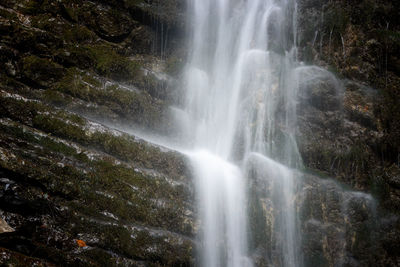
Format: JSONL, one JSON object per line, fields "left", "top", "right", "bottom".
{"left": 0, "top": 0, "right": 399, "bottom": 266}
{"left": 248, "top": 167, "right": 383, "bottom": 267}
{"left": 297, "top": 0, "right": 400, "bottom": 205}
{"left": 294, "top": 0, "right": 400, "bottom": 265}
{"left": 0, "top": 0, "right": 193, "bottom": 266}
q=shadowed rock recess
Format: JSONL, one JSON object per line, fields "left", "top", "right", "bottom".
{"left": 0, "top": 0, "right": 399, "bottom": 266}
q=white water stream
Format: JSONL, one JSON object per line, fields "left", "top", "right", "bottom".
{"left": 181, "top": 0, "right": 301, "bottom": 266}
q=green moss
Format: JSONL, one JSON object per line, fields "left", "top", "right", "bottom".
{"left": 1, "top": 90, "right": 181, "bottom": 181}
{"left": 32, "top": 114, "right": 87, "bottom": 144}
{"left": 81, "top": 72, "right": 102, "bottom": 87}
{"left": 55, "top": 68, "right": 162, "bottom": 127}
{"left": 4, "top": 95, "right": 168, "bottom": 172}
{"left": 22, "top": 55, "right": 56, "bottom": 73}
{"left": 54, "top": 44, "right": 140, "bottom": 80}
{"left": 56, "top": 68, "right": 95, "bottom": 100}
{"left": 0, "top": 96, "right": 45, "bottom": 124}
{"left": 165, "top": 56, "right": 184, "bottom": 76}
{"left": 70, "top": 221, "right": 141, "bottom": 260}
{"left": 64, "top": 25, "right": 96, "bottom": 44}
{"left": 0, "top": 143, "right": 87, "bottom": 197}
{"left": 21, "top": 55, "right": 63, "bottom": 86}
{"left": 57, "top": 110, "right": 85, "bottom": 125}
{"left": 60, "top": 157, "right": 190, "bottom": 233}
{"left": 90, "top": 132, "right": 146, "bottom": 163}
{"left": 22, "top": 55, "right": 42, "bottom": 68}
{"left": 88, "top": 131, "right": 184, "bottom": 178}
{"left": 40, "top": 137, "right": 75, "bottom": 156}
{"left": 0, "top": 117, "right": 193, "bottom": 264}
{"left": 86, "top": 45, "right": 140, "bottom": 80}
{"left": 69, "top": 214, "right": 192, "bottom": 265}
{"left": 42, "top": 89, "right": 71, "bottom": 106}
{"left": 81, "top": 248, "right": 117, "bottom": 267}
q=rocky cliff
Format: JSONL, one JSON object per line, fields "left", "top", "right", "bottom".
{"left": 294, "top": 0, "right": 400, "bottom": 265}
{"left": 0, "top": 0, "right": 195, "bottom": 266}
{"left": 0, "top": 0, "right": 399, "bottom": 266}
{"left": 297, "top": 0, "right": 400, "bottom": 206}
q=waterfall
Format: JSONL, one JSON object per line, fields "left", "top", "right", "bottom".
{"left": 181, "top": 0, "right": 302, "bottom": 266}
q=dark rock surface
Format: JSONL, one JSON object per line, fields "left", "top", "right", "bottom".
{"left": 0, "top": 0, "right": 193, "bottom": 266}
{"left": 247, "top": 158, "right": 400, "bottom": 267}
{"left": 297, "top": 0, "right": 400, "bottom": 199}
{"left": 294, "top": 0, "right": 400, "bottom": 265}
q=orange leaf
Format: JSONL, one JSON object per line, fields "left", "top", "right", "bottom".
{"left": 76, "top": 239, "right": 87, "bottom": 247}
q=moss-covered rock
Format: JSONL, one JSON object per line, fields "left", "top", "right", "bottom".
{"left": 50, "top": 67, "right": 168, "bottom": 132}
{"left": 124, "top": 0, "right": 185, "bottom": 29}
{"left": 0, "top": 0, "right": 190, "bottom": 265}
{"left": 298, "top": 0, "right": 400, "bottom": 165}
{"left": 20, "top": 55, "right": 64, "bottom": 87}
{"left": 60, "top": 1, "right": 136, "bottom": 42}
{"left": 0, "top": 105, "right": 195, "bottom": 265}
{"left": 87, "top": 45, "right": 140, "bottom": 80}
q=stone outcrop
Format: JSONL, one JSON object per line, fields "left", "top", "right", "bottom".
{"left": 293, "top": 0, "right": 400, "bottom": 211}
{"left": 294, "top": 0, "right": 400, "bottom": 265}
{"left": 0, "top": 0, "right": 193, "bottom": 265}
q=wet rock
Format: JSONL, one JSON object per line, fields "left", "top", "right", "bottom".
{"left": 0, "top": 218, "right": 14, "bottom": 233}
{"left": 123, "top": 0, "right": 186, "bottom": 30}
{"left": 62, "top": 1, "right": 136, "bottom": 43}
{"left": 20, "top": 55, "right": 64, "bottom": 88}
{"left": 0, "top": 0, "right": 398, "bottom": 265}
{"left": 0, "top": 110, "right": 195, "bottom": 265}
{"left": 297, "top": 0, "right": 400, "bottom": 168}
{"left": 297, "top": 66, "right": 343, "bottom": 111}
{"left": 247, "top": 156, "right": 387, "bottom": 267}
{"left": 386, "top": 165, "right": 400, "bottom": 189}
{"left": 296, "top": 73, "right": 384, "bottom": 192}
{"left": 0, "top": 0, "right": 191, "bottom": 265}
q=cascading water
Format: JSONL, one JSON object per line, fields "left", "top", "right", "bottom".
{"left": 182, "top": 0, "right": 302, "bottom": 266}
{"left": 83, "top": 0, "right": 381, "bottom": 266}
